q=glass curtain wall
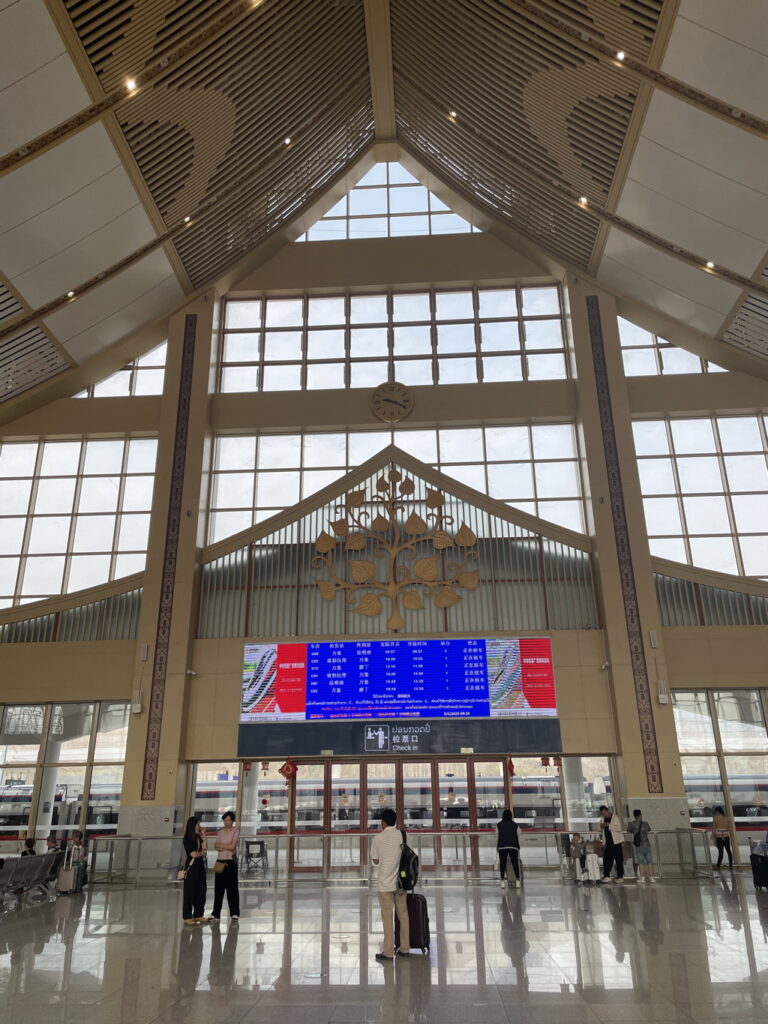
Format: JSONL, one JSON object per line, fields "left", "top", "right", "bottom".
{"left": 0, "top": 701, "right": 129, "bottom": 845}
{"left": 672, "top": 688, "right": 768, "bottom": 863}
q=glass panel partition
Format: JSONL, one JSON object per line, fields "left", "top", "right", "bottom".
{"left": 561, "top": 756, "right": 613, "bottom": 832}
{"left": 714, "top": 691, "right": 768, "bottom": 752}
{"left": 672, "top": 691, "right": 716, "bottom": 752}
{"left": 190, "top": 762, "right": 239, "bottom": 832}
{"left": 510, "top": 757, "right": 563, "bottom": 831}
{"left": 438, "top": 762, "right": 470, "bottom": 829}
{"left": 680, "top": 755, "right": 724, "bottom": 826}
{"left": 366, "top": 762, "right": 396, "bottom": 830}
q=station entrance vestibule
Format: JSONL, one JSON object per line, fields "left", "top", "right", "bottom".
{"left": 191, "top": 755, "right": 614, "bottom": 871}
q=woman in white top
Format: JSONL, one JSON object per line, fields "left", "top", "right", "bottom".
{"left": 211, "top": 811, "right": 240, "bottom": 921}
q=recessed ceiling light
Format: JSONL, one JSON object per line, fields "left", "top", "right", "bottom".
{"left": 284, "top": 137, "right": 291, "bottom": 145}
{"left": 67, "top": 291, "right": 75, "bottom": 298}
{"left": 184, "top": 216, "right": 191, "bottom": 223}
{"left": 616, "top": 51, "right": 626, "bottom": 61}
{"left": 579, "top": 196, "right": 588, "bottom": 205}
{"left": 706, "top": 261, "right": 715, "bottom": 269}
{"left": 449, "top": 110, "right": 457, "bottom": 118}
{"left": 125, "top": 78, "right": 137, "bottom": 92}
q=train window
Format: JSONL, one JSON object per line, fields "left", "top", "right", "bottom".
{"left": 39, "top": 764, "right": 86, "bottom": 841}
{"left": 94, "top": 702, "right": 130, "bottom": 761}
{"left": 681, "top": 755, "right": 724, "bottom": 826}
{"left": 715, "top": 691, "right": 768, "bottom": 752}
{"left": 672, "top": 691, "right": 716, "bottom": 753}
{"left": 86, "top": 764, "right": 124, "bottom": 837}
{"left": 191, "top": 762, "right": 239, "bottom": 831}
{"left": 0, "top": 705, "right": 44, "bottom": 763}
{"left": 0, "top": 766, "right": 36, "bottom": 837}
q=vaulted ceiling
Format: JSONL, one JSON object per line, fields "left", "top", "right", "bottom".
{"left": 1, "top": 0, "right": 766, "bottom": 408}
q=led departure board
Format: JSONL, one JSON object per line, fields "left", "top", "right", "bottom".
{"left": 240, "top": 637, "right": 556, "bottom": 724}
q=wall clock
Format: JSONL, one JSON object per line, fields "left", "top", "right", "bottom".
{"left": 370, "top": 381, "right": 414, "bottom": 424}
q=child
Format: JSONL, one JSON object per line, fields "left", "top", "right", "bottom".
{"left": 570, "top": 832, "right": 586, "bottom": 883}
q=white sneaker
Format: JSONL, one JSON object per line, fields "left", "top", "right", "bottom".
{"left": 649, "top": 877, "right": 656, "bottom": 885}
{"left": 615, "top": 878, "right": 622, "bottom": 884}
{"left": 501, "top": 879, "right": 507, "bottom": 889}
{"left": 515, "top": 880, "right": 521, "bottom": 889}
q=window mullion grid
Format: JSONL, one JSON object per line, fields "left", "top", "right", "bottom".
{"left": 666, "top": 420, "right": 692, "bottom": 567}
{"left": 251, "top": 438, "right": 259, "bottom": 529}
{"left": 13, "top": 442, "right": 42, "bottom": 604}
{"left": 516, "top": 286, "right": 528, "bottom": 381}
{"left": 430, "top": 287, "right": 438, "bottom": 385}
{"left": 707, "top": 691, "right": 738, "bottom": 859}
{"left": 654, "top": 334, "right": 664, "bottom": 375}
{"left": 529, "top": 425, "right": 539, "bottom": 519}
{"left": 300, "top": 295, "right": 309, "bottom": 391}
{"left": 711, "top": 416, "right": 744, "bottom": 576}
{"left": 87, "top": 701, "right": 99, "bottom": 764}
{"left": 344, "top": 292, "right": 351, "bottom": 389}
{"left": 110, "top": 440, "right": 129, "bottom": 583}
{"left": 472, "top": 286, "right": 483, "bottom": 384}
{"left": 387, "top": 290, "right": 394, "bottom": 382}
{"left": 62, "top": 442, "right": 89, "bottom": 597}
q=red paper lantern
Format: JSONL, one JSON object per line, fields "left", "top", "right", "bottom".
{"left": 507, "top": 758, "right": 515, "bottom": 777}
{"left": 553, "top": 755, "right": 562, "bottom": 769}
{"left": 541, "top": 756, "right": 551, "bottom": 768}
{"left": 278, "top": 759, "right": 298, "bottom": 783}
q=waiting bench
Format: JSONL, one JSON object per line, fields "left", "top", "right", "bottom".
{"left": 0, "top": 852, "right": 63, "bottom": 900}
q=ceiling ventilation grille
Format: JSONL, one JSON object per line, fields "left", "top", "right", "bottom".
{"left": 0, "top": 286, "right": 69, "bottom": 404}
{"left": 63, "top": 0, "right": 375, "bottom": 289}
{"left": 390, "top": 0, "right": 663, "bottom": 270}
{"left": 720, "top": 269, "right": 768, "bottom": 360}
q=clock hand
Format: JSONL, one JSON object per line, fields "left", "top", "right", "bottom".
{"left": 382, "top": 397, "right": 408, "bottom": 409}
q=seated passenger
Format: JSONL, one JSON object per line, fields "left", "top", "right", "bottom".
{"left": 570, "top": 832, "right": 586, "bottom": 882}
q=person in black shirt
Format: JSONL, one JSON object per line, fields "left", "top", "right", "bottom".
{"left": 497, "top": 809, "right": 521, "bottom": 889}
{"left": 181, "top": 818, "right": 209, "bottom": 925}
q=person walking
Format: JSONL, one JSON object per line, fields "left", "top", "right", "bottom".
{"left": 599, "top": 811, "right": 624, "bottom": 883}
{"left": 712, "top": 806, "right": 734, "bottom": 869}
{"left": 627, "top": 809, "right": 655, "bottom": 883}
{"left": 211, "top": 811, "right": 240, "bottom": 922}
{"left": 370, "top": 807, "right": 410, "bottom": 961}
{"left": 497, "top": 809, "right": 521, "bottom": 889}
{"left": 182, "top": 818, "right": 209, "bottom": 925}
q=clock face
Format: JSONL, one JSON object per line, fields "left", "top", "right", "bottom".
{"left": 370, "top": 381, "right": 414, "bottom": 423}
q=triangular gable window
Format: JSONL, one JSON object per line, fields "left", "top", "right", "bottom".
{"left": 296, "top": 162, "right": 480, "bottom": 241}
{"left": 73, "top": 341, "right": 167, "bottom": 398}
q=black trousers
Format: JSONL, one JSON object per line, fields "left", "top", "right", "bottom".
{"left": 182, "top": 861, "right": 206, "bottom": 919}
{"left": 499, "top": 848, "right": 520, "bottom": 880}
{"left": 212, "top": 860, "right": 240, "bottom": 917}
{"left": 716, "top": 837, "right": 733, "bottom": 867}
{"left": 603, "top": 843, "right": 624, "bottom": 878}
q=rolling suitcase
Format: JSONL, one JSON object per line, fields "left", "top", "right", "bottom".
{"left": 57, "top": 849, "right": 84, "bottom": 895}
{"left": 750, "top": 853, "right": 768, "bottom": 890}
{"left": 395, "top": 892, "right": 430, "bottom": 953}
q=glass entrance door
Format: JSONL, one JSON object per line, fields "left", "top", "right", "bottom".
{"left": 293, "top": 763, "right": 325, "bottom": 869}
{"left": 330, "top": 762, "right": 361, "bottom": 869}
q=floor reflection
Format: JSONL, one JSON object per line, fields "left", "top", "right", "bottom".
{"left": 1, "top": 877, "right": 768, "bottom": 1022}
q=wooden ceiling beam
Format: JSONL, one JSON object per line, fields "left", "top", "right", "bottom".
{"left": 364, "top": 0, "right": 396, "bottom": 139}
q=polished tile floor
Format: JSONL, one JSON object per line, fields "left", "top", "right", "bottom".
{"left": 2, "top": 875, "right": 768, "bottom": 1023}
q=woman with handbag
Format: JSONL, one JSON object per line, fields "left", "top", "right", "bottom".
{"left": 181, "top": 817, "right": 209, "bottom": 924}
{"left": 210, "top": 811, "right": 240, "bottom": 921}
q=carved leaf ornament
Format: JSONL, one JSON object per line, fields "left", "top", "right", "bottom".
{"left": 312, "top": 466, "right": 480, "bottom": 631}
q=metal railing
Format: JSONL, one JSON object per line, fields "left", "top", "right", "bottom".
{"left": 86, "top": 827, "right": 717, "bottom": 886}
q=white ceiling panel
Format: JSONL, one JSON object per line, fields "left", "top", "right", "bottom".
{"left": 10, "top": 205, "right": 156, "bottom": 308}
{"left": 43, "top": 250, "right": 184, "bottom": 359}
{"left": 600, "top": 228, "right": 742, "bottom": 335}
{"left": 663, "top": 0, "right": 768, "bottom": 120}
{"left": 598, "top": 253, "right": 726, "bottom": 338}
{"left": 0, "top": 167, "right": 143, "bottom": 279}
{"left": 625, "top": 136, "right": 768, "bottom": 247}
{"left": 641, "top": 91, "right": 768, "bottom": 197}
{"left": 0, "top": 0, "right": 70, "bottom": 91}
{"left": 0, "top": 124, "right": 121, "bottom": 235}
{"left": 0, "top": 54, "right": 90, "bottom": 155}
{"left": 616, "top": 179, "right": 766, "bottom": 279}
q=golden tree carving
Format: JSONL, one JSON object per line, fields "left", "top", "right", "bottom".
{"left": 313, "top": 466, "right": 479, "bottom": 631}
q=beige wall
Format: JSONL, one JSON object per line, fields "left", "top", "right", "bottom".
{"left": 663, "top": 627, "right": 768, "bottom": 689}
{"left": 183, "top": 630, "right": 615, "bottom": 762}
{"left": 0, "top": 641, "right": 135, "bottom": 704}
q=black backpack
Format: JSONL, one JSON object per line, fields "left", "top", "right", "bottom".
{"left": 398, "top": 829, "right": 419, "bottom": 890}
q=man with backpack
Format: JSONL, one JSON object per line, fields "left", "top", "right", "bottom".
{"left": 371, "top": 808, "right": 410, "bottom": 960}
